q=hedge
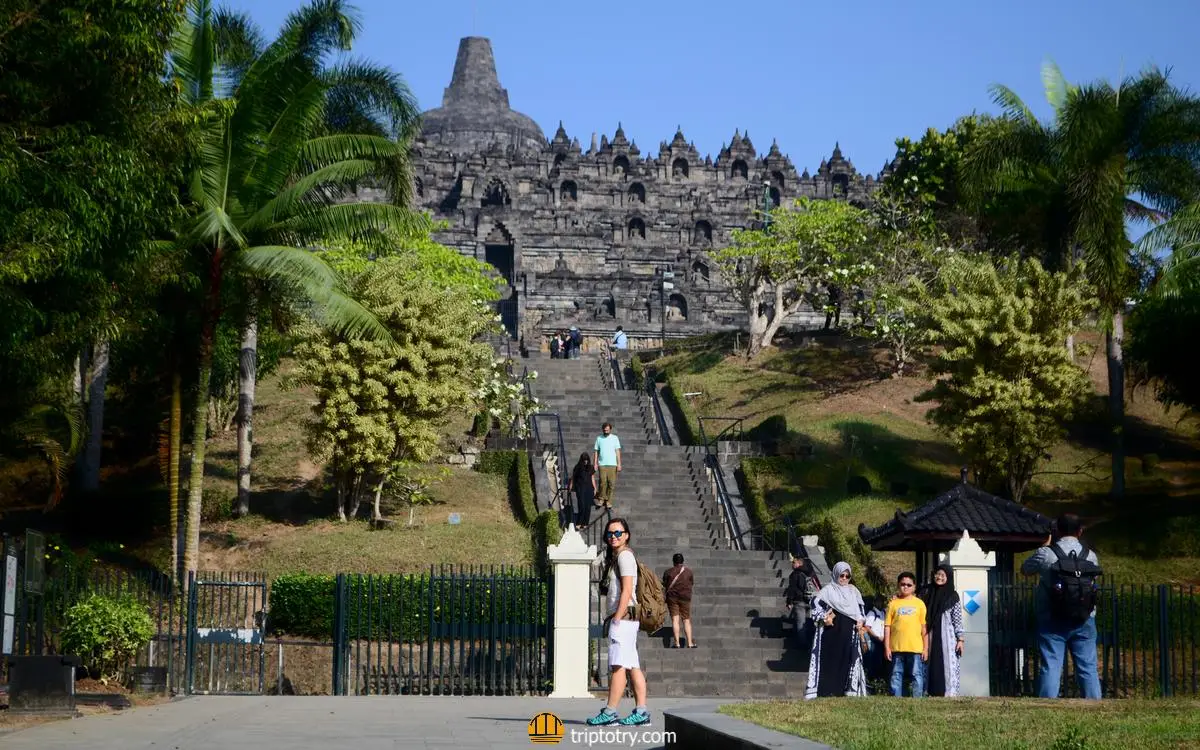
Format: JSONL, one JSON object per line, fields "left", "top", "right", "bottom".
{"left": 477, "top": 450, "right": 537, "bottom": 524}
{"left": 268, "top": 571, "right": 549, "bottom": 640}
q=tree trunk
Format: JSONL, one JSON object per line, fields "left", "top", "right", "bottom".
{"left": 372, "top": 478, "right": 385, "bottom": 522}
{"left": 336, "top": 479, "right": 347, "bottom": 522}
{"left": 1066, "top": 332, "right": 1076, "bottom": 363}
{"left": 236, "top": 304, "right": 258, "bottom": 518}
{"left": 1106, "top": 308, "right": 1126, "bottom": 501}
{"left": 184, "top": 248, "right": 225, "bottom": 579}
{"left": 347, "top": 475, "right": 363, "bottom": 520}
{"left": 756, "top": 285, "right": 797, "bottom": 357}
{"left": 169, "top": 369, "right": 183, "bottom": 585}
{"left": 80, "top": 338, "right": 110, "bottom": 492}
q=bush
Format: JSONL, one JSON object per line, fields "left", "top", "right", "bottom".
{"left": 60, "top": 594, "right": 155, "bottom": 681}
{"left": 202, "top": 488, "right": 233, "bottom": 523}
{"left": 1140, "top": 453, "right": 1160, "bottom": 476}
{"left": 749, "top": 415, "right": 788, "bottom": 442}
{"left": 267, "top": 572, "right": 548, "bottom": 640}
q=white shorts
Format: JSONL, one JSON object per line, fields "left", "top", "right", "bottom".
{"left": 608, "top": 618, "right": 640, "bottom": 670}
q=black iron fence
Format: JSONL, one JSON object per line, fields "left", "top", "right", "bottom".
{"left": 990, "top": 582, "right": 1200, "bottom": 698}
{"left": 331, "top": 566, "right": 552, "bottom": 696}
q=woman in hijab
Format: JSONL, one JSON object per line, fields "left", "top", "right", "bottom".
{"left": 804, "top": 561, "right": 868, "bottom": 699}
{"left": 922, "top": 562, "right": 964, "bottom": 696}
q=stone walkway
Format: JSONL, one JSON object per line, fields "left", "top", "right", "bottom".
{"left": 1, "top": 696, "right": 733, "bottom": 749}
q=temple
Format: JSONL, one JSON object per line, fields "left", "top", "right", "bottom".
{"left": 361, "top": 37, "right": 888, "bottom": 342}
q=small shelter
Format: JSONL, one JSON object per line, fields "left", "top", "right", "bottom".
{"left": 858, "top": 472, "right": 1050, "bottom": 582}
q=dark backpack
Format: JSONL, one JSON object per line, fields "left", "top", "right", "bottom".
{"left": 1048, "top": 542, "right": 1102, "bottom": 622}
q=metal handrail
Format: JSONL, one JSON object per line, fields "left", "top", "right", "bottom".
{"left": 697, "top": 417, "right": 744, "bottom": 453}
{"left": 704, "top": 453, "right": 746, "bottom": 550}
{"left": 528, "top": 412, "right": 569, "bottom": 495}
{"left": 643, "top": 368, "right": 671, "bottom": 446}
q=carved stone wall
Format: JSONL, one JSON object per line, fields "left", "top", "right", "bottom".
{"left": 360, "top": 37, "right": 887, "bottom": 341}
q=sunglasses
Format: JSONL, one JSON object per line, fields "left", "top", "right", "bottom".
{"left": 899, "top": 582, "right": 914, "bottom": 588}
{"left": 838, "top": 572, "right": 851, "bottom": 578}
{"left": 604, "top": 530, "right": 625, "bottom": 539}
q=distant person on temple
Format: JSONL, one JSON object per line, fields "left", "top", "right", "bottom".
{"left": 662, "top": 553, "right": 695, "bottom": 648}
{"left": 549, "top": 332, "right": 561, "bottom": 359}
{"left": 920, "top": 563, "right": 964, "bottom": 697}
{"left": 612, "top": 326, "right": 628, "bottom": 350}
{"left": 804, "top": 561, "right": 868, "bottom": 699}
{"left": 1021, "top": 513, "right": 1103, "bottom": 700}
{"left": 569, "top": 326, "right": 583, "bottom": 359}
{"left": 567, "top": 452, "right": 597, "bottom": 529}
{"left": 785, "top": 555, "right": 820, "bottom": 650}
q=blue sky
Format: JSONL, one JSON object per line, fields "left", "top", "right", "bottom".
{"left": 228, "top": 0, "right": 1198, "bottom": 178}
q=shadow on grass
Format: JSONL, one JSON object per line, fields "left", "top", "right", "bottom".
{"left": 748, "top": 420, "right": 962, "bottom": 522}
{"left": 1065, "top": 396, "right": 1200, "bottom": 462}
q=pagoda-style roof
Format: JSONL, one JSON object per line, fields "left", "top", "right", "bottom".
{"left": 858, "top": 481, "right": 1050, "bottom": 552}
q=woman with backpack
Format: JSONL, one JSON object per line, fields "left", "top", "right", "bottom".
{"left": 568, "top": 452, "right": 597, "bottom": 528}
{"left": 586, "top": 518, "right": 651, "bottom": 728}
{"left": 921, "top": 563, "right": 964, "bottom": 697}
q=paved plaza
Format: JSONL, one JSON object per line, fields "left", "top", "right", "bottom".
{"left": 0, "top": 696, "right": 742, "bottom": 749}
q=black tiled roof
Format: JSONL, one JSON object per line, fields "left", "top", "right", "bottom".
{"left": 859, "top": 482, "right": 1051, "bottom": 549}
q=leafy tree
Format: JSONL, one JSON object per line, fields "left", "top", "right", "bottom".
{"left": 712, "top": 198, "right": 872, "bottom": 358}
{"left": 166, "top": 0, "right": 427, "bottom": 575}
{"left": 0, "top": 0, "right": 187, "bottom": 493}
{"left": 291, "top": 254, "right": 494, "bottom": 521}
{"left": 915, "top": 254, "right": 1093, "bottom": 504}
{"left": 961, "top": 61, "right": 1200, "bottom": 501}
{"left": 1126, "top": 274, "right": 1200, "bottom": 416}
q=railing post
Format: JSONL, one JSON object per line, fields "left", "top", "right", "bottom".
{"left": 546, "top": 525, "right": 598, "bottom": 698}
{"left": 944, "top": 530, "right": 996, "bottom": 697}
{"left": 1158, "top": 584, "right": 1171, "bottom": 698}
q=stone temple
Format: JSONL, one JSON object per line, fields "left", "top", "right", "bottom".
{"left": 401, "top": 36, "right": 884, "bottom": 343}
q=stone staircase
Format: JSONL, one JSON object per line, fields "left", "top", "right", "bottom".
{"left": 524, "top": 352, "right": 808, "bottom": 698}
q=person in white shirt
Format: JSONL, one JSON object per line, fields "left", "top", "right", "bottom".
{"left": 612, "top": 326, "right": 628, "bottom": 350}
{"left": 860, "top": 595, "right": 889, "bottom": 684}
{"left": 586, "top": 518, "right": 650, "bottom": 728}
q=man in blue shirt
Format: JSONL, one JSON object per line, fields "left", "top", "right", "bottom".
{"left": 1020, "top": 513, "right": 1103, "bottom": 700}
{"left": 593, "top": 422, "right": 622, "bottom": 508}
{"left": 612, "top": 326, "right": 628, "bottom": 350}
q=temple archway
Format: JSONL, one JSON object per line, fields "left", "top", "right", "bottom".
{"left": 481, "top": 178, "right": 510, "bottom": 208}
{"left": 627, "top": 217, "right": 646, "bottom": 240}
{"left": 731, "top": 160, "right": 748, "bottom": 180}
{"left": 612, "top": 155, "right": 630, "bottom": 176}
{"left": 560, "top": 180, "right": 578, "bottom": 202}
{"left": 693, "top": 220, "right": 712, "bottom": 245}
{"left": 628, "top": 183, "right": 646, "bottom": 204}
{"left": 672, "top": 158, "right": 689, "bottom": 178}
{"left": 666, "top": 293, "right": 688, "bottom": 321}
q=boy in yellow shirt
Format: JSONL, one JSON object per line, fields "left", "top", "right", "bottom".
{"left": 885, "top": 571, "right": 929, "bottom": 697}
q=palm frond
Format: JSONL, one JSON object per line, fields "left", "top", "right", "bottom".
{"left": 989, "top": 84, "right": 1040, "bottom": 125}
{"left": 169, "top": 0, "right": 218, "bottom": 105}
{"left": 242, "top": 158, "right": 385, "bottom": 233}
{"left": 212, "top": 8, "right": 266, "bottom": 95}
{"left": 322, "top": 59, "right": 421, "bottom": 140}
{"left": 237, "top": 245, "right": 395, "bottom": 348}
{"left": 1041, "top": 59, "right": 1074, "bottom": 114}
{"left": 241, "top": 75, "right": 330, "bottom": 202}
{"left": 271, "top": 201, "right": 431, "bottom": 244}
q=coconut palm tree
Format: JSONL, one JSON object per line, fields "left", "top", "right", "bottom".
{"left": 963, "top": 62, "right": 1200, "bottom": 501}
{"left": 168, "top": 0, "right": 427, "bottom": 577}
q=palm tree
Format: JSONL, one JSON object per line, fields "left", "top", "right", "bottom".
{"left": 963, "top": 62, "right": 1200, "bottom": 501}
{"left": 168, "top": 0, "right": 428, "bottom": 577}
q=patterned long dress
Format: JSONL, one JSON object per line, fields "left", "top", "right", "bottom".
{"left": 927, "top": 601, "right": 964, "bottom": 697}
{"left": 804, "top": 597, "right": 868, "bottom": 700}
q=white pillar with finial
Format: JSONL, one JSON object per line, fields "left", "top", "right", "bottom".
{"left": 547, "top": 524, "right": 598, "bottom": 698}
{"left": 942, "top": 529, "right": 995, "bottom": 697}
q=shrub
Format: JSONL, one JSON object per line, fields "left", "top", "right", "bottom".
{"left": 202, "top": 488, "right": 233, "bottom": 523}
{"left": 267, "top": 572, "right": 548, "bottom": 640}
{"left": 1140, "top": 453, "right": 1160, "bottom": 476}
{"left": 60, "top": 594, "right": 155, "bottom": 681}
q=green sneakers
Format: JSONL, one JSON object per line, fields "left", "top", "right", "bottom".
{"left": 585, "top": 707, "right": 619, "bottom": 726}
{"left": 617, "top": 709, "right": 650, "bottom": 727}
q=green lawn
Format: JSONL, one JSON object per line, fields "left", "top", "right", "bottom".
{"left": 720, "top": 698, "right": 1200, "bottom": 750}
{"left": 654, "top": 331, "right": 1200, "bottom": 586}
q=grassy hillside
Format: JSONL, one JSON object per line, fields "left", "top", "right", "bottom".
{"left": 652, "top": 330, "right": 1200, "bottom": 585}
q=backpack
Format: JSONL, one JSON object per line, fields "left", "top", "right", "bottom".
{"left": 571, "top": 329, "right": 582, "bottom": 347}
{"left": 1048, "top": 542, "right": 1102, "bottom": 622}
{"left": 632, "top": 558, "right": 666, "bottom": 634}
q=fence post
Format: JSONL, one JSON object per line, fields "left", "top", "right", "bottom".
{"left": 547, "top": 524, "right": 598, "bottom": 698}
{"left": 1158, "top": 584, "right": 1171, "bottom": 698}
{"left": 331, "top": 573, "right": 345, "bottom": 696}
{"left": 944, "top": 530, "right": 996, "bottom": 697}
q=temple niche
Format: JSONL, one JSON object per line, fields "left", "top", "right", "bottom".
{"left": 355, "top": 36, "right": 883, "bottom": 342}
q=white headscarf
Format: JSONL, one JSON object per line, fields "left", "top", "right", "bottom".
{"left": 816, "top": 561, "right": 865, "bottom": 621}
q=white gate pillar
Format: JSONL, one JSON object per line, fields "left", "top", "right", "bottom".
{"left": 547, "top": 524, "right": 597, "bottom": 698}
{"left": 942, "top": 530, "right": 996, "bottom": 697}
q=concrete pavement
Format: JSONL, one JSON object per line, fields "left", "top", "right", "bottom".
{"left": 0, "top": 696, "right": 736, "bottom": 749}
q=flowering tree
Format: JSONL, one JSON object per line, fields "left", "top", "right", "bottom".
{"left": 475, "top": 359, "right": 540, "bottom": 438}
{"left": 712, "top": 198, "right": 872, "bottom": 358}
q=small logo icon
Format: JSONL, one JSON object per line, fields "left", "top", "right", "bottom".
{"left": 528, "top": 712, "right": 565, "bottom": 744}
{"left": 964, "top": 590, "right": 981, "bottom": 615}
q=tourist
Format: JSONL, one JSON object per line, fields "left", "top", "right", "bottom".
{"left": 549, "top": 332, "right": 561, "bottom": 359}
{"left": 860, "top": 594, "right": 888, "bottom": 685}
{"left": 662, "top": 553, "right": 695, "bottom": 648}
{"left": 587, "top": 518, "right": 650, "bottom": 727}
{"left": 804, "top": 561, "right": 868, "bottom": 699}
{"left": 1020, "top": 513, "right": 1103, "bottom": 700}
{"left": 592, "top": 422, "right": 622, "bottom": 508}
{"left": 612, "top": 325, "right": 628, "bottom": 350}
{"left": 567, "top": 452, "right": 597, "bottom": 529}
{"left": 921, "top": 563, "right": 964, "bottom": 697}
{"left": 885, "top": 571, "right": 928, "bottom": 697}
{"left": 569, "top": 325, "right": 583, "bottom": 359}
{"left": 785, "top": 555, "right": 820, "bottom": 650}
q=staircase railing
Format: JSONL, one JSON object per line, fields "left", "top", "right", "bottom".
{"left": 643, "top": 366, "right": 671, "bottom": 446}
{"left": 704, "top": 452, "right": 746, "bottom": 550}
{"left": 697, "top": 416, "right": 744, "bottom": 451}
{"left": 598, "top": 345, "right": 623, "bottom": 390}
{"left": 724, "top": 510, "right": 803, "bottom": 555}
